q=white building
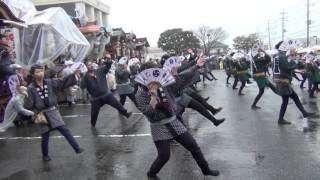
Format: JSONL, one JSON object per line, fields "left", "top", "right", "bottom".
{"left": 146, "top": 47, "right": 166, "bottom": 61}
{"left": 32, "top": 0, "right": 110, "bottom": 27}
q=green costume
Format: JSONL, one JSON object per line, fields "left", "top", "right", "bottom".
{"left": 235, "top": 60, "right": 250, "bottom": 82}
{"left": 308, "top": 63, "right": 320, "bottom": 83}
{"left": 276, "top": 52, "right": 296, "bottom": 96}
{"left": 253, "top": 54, "right": 271, "bottom": 88}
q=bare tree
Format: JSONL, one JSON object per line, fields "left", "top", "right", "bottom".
{"left": 194, "top": 25, "right": 228, "bottom": 55}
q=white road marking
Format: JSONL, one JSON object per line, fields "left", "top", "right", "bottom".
{"left": 62, "top": 112, "right": 200, "bottom": 118}
{"left": 132, "top": 112, "right": 143, "bottom": 115}
{"left": 0, "top": 134, "right": 151, "bottom": 141}
{"left": 63, "top": 115, "right": 89, "bottom": 118}
{"left": 59, "top": 103, "right": 91, "bottom": 107}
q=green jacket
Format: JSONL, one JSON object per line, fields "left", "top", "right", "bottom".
{"left": 296, "top": 61, "right": 305, "bottom": 70}
{"left": 235, "top": 60, "right": 249, "bottom": 72}
{"left": 279, "top": 53, "right": 296, "bottom": 82}
{"left": 253, "top": 54, "right": 271, "bottom": 74}
{"left": 308, "top": 63, "right": 320, "bottom": 82}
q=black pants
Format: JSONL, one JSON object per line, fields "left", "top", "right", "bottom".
{"left": 278, "top": 90, "right": 307, "bottom": 121}
{"left": 252, "top": 82, "right": 277, "bottom": 106}
{"left": 300, "top": 73, "right": 307, "bottom": 88}
{"left": 41, "top": 126, "right": 80, "bottom": 156}
{"left": 187, "top": 91, "right": 216, "bottom": 113}
{"left": 148, "top": 132, "right": 211, "bottom": 176}
{"left": 119, "top": 93, "right": 137, "bottom": 106}
{"left": 293, "top": 73, "right": 301, "bottom": 81}
{"left": 204, "top": 71, "right": 216, "bottom": 81}
{"left": 238, "top": 81, "right": 246, "bottom": 94}
{"left": 226, "top": 74, "right": 231, "bottom": 84}
{"left": 310, "top": 82, "right": 319, "bottom": 97}
{"left": 187, "top": 99, "right": 217, "bottom": 123}
{"left": 91, "top": 94, "right": 127, "bottom": 126}
{"left": 232, "top": 75, "right": 239, "bottom": 89}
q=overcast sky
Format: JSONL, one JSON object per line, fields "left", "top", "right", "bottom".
{"left": 106, "top": 0, "right": 320, "bottom": 48}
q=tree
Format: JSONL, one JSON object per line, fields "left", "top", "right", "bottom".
{"left": 158, "top": 28, "right": 200, "bottom": 54}
{"left": 233, "top": 33, "right": 261, "bottom": 53}
{"left": 194, "top": 25, "right": 228, "bottom": 55}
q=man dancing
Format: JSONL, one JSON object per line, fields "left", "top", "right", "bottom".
{"left": 251, "top": 49, "right": 278, "bottom": 109}
{"left": 80, "top": 60, "right": 132, "bottom": 127}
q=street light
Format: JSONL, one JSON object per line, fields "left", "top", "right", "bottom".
{"left": 314, "top": 36, "right": 318, "bottom": 45}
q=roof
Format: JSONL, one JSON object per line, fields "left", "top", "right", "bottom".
{"left": 126, "top": 32, "right": 136, "bottom": 39}
{"left": 0, "top": 1, "right": 26, "bottom": 27}
{"left": 33, "top": 0, "right": 110, "bottom": 14}
{"left": 112, "top": 28, "right": 126, "bottom": 37}
{"left": 136, "top": 37, "right": 150, "bottom": 47}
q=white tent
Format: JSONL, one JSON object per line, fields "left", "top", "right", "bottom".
{"left": 17, "top": 7, "right": 90, "bottom": 67}
{"left": 4, "top": 0, "right": 90, "bottom": 67}
{"left": 3, "top": 0, "right": 37, "bottom": 22}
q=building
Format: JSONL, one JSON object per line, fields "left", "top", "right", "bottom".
{"left": 32, "top": 0, "right": 110, "bottom": 27}
{"left": 146, "top": 47, "right": 166, "bottom": 61}
{"left": 209, "top": 41, "right": 229, "bottom": 55}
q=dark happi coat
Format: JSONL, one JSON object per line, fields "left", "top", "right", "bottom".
{"left": 24, "top": 75, "right": 78, "bottom": 133}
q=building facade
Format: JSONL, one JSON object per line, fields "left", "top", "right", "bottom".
{"left": 32, "top": 0, "right": 110, "bottom": 27}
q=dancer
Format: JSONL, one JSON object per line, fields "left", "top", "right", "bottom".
{"left": 296, "top": 56, "right": 307, "bottom": 89}
{"left": 24, "top": 64, "right": 83, "bottom": 161}
{"left": 135, "top": 60, "right": 220, "bottom": 179}
{"left": 80, "top": 60, "right": 132, "bottom": 127}
{"left": 224, "top": 52, "right": 235, "bottom": 85}
{"left": 162, "top": 56, "right": 225, "bottom": 127}
{"left": 274, "top": 41, "right": 314, "bottom": 125}
{"left": 251, "top": 49, "right": 278, "bottom": 109}
{"left": 1, "top": 86, "right": 34, "bottom": 132}
{"left": 235, "top": 57, "right": 250, "bottom": 95}
{"left": 306, "top": 53, "right": 320, "bottom": 98}
{"left": 231, "top": 57, "right": 240, "bottom": 89}
{"left": 115, "top": 57, "right": 136, "bottom": 106}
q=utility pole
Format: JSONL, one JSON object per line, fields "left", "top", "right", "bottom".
{"left": 267, "top": 20, "right": 272, "bottom": 50}
{"left": 307, "top": 0, "right": 310, "bottom": 46}
{"left": 280, "top": 10, "right": 287, "bottom": 41}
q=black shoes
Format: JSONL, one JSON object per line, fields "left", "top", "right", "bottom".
{"left": 304, "top": 112, "right": 316, "bottom": 118}
{"left": 251, "top": 105, "right": 261, "bottom": 110}
{"left": 278, "top": 119, "right": 291, "bottom": 125}
{"left": 211, "top": 107, "right": 222, "bottom": 115}
{"left": 203, "top": 169, "right": 220, "bottom": 176}
{"left": 147, "top": 172, "right": 161, "bottom": 179}
{"left": 13, "top": 120, "right": 22, "bottom": 128}
{"left": 76, "top": 148, "right": 84, "bottom": 154}
{"left": 42, "top": 148, "right": 83, "bottom": 162}
{"left": 43, "top": 156, "right": 51, "bottom": 162}
{"left": 213, "top": 118, "right": 225, "bottom": 127}
{"left": 124, "top": 111, "right": 132, "bottom": 118}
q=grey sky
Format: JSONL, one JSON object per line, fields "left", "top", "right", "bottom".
{"left": 106, "top": 0, "right": 320, "bottom": 47}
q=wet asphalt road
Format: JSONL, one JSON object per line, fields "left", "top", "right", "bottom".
{"left": 1, "top": 70, "right": 320, "bottom": 180}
